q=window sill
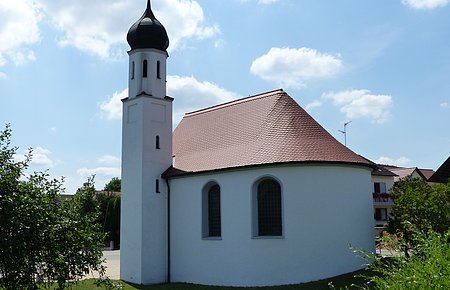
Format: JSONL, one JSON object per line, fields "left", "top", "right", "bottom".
{"left": 252, "top": 235, "right": 284, "bottom": 239}
{"left": 202, "top": 236, "right": 222, "bottom": 241}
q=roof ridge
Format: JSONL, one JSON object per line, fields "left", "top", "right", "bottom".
{"left": 184, "top": 88, "right": 284, "bottom": 117}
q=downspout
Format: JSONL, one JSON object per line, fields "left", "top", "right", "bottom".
{"left": 164, "top": 177, "right": 171, "bottom": 283}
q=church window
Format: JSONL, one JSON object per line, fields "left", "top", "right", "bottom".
{"left": 156, "top": 135, "right": 160, "bottom": 149}
{"left": 156, "top": 179, "right": 160, "bottom": 193}
{"left": 256, "top": 178, "right": 282, "bottom": 236}
{"left": 157, "top": 61, "right": 161, "bottom": 79}
{"left": 131, "top": 61, "right": 135, "bottom": 79}
{"left": 202, "top": 183, "right": 221, "bottom": 238}
{"left": 143, "top": 60, "right": 148, "bottom": 78}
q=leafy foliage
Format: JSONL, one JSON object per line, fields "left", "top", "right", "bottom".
{"left": 388, "top": 177, "right": 450, "bottom": 253}
{"left": 366, "top": 230, "right": 450, "bottom": 289}
{"left": 104, "top": 177, "right": 121, "bottom": 192}
{"left": 0, "top": 125, "right": 108, "bottom": 289}
{"left": 95, "top": 192, "right": 121, "bottom": 248}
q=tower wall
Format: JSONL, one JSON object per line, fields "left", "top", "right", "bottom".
{"left": 121, "top": 48, "right": 171, "bottom": 284}
{"left": 128, "top": 49, "right": 167, "bottom": 100}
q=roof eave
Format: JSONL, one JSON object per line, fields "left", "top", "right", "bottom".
{"left": 162, "top": 160, "right": 376, "bottom": 179}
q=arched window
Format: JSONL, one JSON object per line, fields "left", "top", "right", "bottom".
{"left": 257, "top": 179, "right": 282, "bottom": 236}
{"left": 143, "top": 60, "right": 148, "bottom": 78}
{"left": 202, "top": 183, "right": 221, "bottom": 238}
{"left": 156, "top": 61, "right": 161, "bottom": 79}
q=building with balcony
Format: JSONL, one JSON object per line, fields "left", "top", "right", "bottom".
{"left": 371, "top": 165, "right": 396, "bottom": 235}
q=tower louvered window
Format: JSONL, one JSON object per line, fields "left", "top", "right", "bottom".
{"left": 257, "top": 179, "right": 282, "bottom": 236}
{"left": 143, "top": 60, "right": 148, "bottom": 78}
{"left": 157, "top": 61, "right": 161, "bottom": 79}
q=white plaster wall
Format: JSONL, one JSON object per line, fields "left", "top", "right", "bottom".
{"left": 169, "top": 164, "right": 374, "bottom": 286}
{"left": 121, "top": 94, "right": 172, "bottom": 284}
{"left": 371, "top": 175, "right": 394, "bottom": 192}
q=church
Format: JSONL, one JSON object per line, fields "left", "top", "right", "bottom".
{"left": 120, "top": 1, "right": 375, "bottom": 286}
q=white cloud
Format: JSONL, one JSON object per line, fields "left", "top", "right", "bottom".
{"left": 77, "top": 166, "right": 120, "bottom": 177}
{"left": 258, "top": 0, "right": 280, "bottom": 4}
{"left": 157, "top": 0, "right": 220, "bottom": 50}
{"left": 14, "top": 146, "right": 55, "bottom": 167}
{"left": 402, "top": 0, "right": 449, "bottom": 9}
{"left": 167, "top": 75, "right": 241, "bottom": 125}
{"left": 37, "top": 0, "right": 219, "bottom": 59}
{"left": 322, "top": 89, "right": 393, "bottom": 124}
{"left": 97, "top": 155, "right": 120, "bottom": 165}
{"left": 375, "top": 156, "right": 411, "bottom": 167}
{"left": 240, "top": 0, "right": 280, "bottom": 4}
{"left": 30, "top": 147, "right": 55, "bottom": 166}
{"left": 0, "top": 0, "right": 42, "bottom": 67}
{"left": 0, "top": 72, "right": 6, "bottom": 79}
{"left": 100, "top": 75, "right": 240, "bottom": 125}
{"left": 305, "top": 100, "right": 322, "bottom": 112}
{"left": 250, "top": 47, "right": 343, "bottom": 88}
{"left": 100, "top": 88, "right": 127, "bottom": 120}
{"left": 440, "top": 102, "right": 450, "bottom": 109}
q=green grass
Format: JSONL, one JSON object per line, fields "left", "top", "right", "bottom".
{"left": 70, "top": 269, "right": 375, "bottom": 290}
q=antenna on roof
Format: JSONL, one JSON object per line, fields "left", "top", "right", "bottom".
{"left": 338, "top": 121, "right": 352, "bottom": 147}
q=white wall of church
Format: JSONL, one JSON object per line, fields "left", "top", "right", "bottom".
{"left": 168, "top": 164, "right": 374, "bottom": 286}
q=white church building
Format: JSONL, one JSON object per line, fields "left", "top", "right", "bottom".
{"left": 120, "top": 1, "right": 375, "bottom": 286}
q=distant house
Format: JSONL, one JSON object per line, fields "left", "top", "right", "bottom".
{"left": 382, "top": 165, "right": 435, "bottom": 183}
{"left": 120, "top": 1, "right": 376, "bottom": 286}
{"left": 370, "top": 165, "right": 396, "bottom": 235}
{"left": 429, "top": 156, "right": 450, "bottom": 184}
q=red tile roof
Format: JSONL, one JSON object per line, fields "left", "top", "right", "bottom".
{"left": 383, "top": 165, "right": 435, "bottom": 182}
{"left": 165, "top": 89, "right": 374, "bottom": 177}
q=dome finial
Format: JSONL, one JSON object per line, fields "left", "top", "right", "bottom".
{"left": 145, "top": 0, "right": 154, "bottom": 18}
{"left": 127, "top": 0, "right": 169, "bottom": 51}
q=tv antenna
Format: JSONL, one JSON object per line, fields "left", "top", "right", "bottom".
{"left": 339, "top": 121, "right": 352, "bottom": 147}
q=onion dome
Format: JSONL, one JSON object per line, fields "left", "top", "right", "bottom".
{"left": 127, "top": 0, "right": 169, "bottom": 51}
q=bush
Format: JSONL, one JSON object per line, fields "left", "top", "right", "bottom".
{"left": 367, "top": 230, "right": 450, "bottom": 289}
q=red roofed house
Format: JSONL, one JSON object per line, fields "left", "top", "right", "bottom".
{"left": 120, "top": 1, "right": 375, "bottom": 286}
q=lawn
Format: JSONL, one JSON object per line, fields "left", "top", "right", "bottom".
{"left": 69, "top": 270, "right": 374, "bottom": 290}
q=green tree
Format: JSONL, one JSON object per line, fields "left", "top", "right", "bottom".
{"left": 0, "top": 125, "right": 108, "bottom": 289}
{"left": 388, "top": 177, "right": 450, "bottom": 254}
{"left": 363, "top": 229, "right": 450, "bottom": 289}
{"left": 104, "top": 177, "right": 121, "bottom": 192}
{"left": 95, "top": 192, "right": 121, "bottom": 248}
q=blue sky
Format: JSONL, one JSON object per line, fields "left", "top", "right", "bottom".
{"left": 1, "top": 0, "right": 449, "bottom": 193}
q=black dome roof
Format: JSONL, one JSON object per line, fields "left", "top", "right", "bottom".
{"left": 127, "top": 0, "right": 169, "bottom": 51}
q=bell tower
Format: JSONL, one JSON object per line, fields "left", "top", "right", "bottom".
{"left": 120, "top": 0, "right": 172, "bottom": 284}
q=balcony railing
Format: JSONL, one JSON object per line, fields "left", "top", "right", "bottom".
{"left": 373, "top": 192, "right": 393, "bottom": 203}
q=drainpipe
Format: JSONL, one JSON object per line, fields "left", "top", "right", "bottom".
{"left": 164, "top": 177, "right": 171, "bottom": 283}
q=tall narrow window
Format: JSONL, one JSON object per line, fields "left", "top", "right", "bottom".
{"left": 156, "top": 135, "right": 160, "bottom": 149}
{"left": 156, "top": 179, "right": 160, "bottom": 193}
{"left": 156, "top": 61, "right": 161, "bottom": 79}
{"left": 143, "top": 60, "right": 148, "bottom": 78}
{"left": 257, "top": 179, "right": 282, "bottom": 236}
{"left": 131, "top": 61, "right": 135, "bottom": 79}
{"left": 207, "top": 185, "right": 221, "bottom": 237}
{"left": 202, "top": 183, "right": 221, "bottom": 238}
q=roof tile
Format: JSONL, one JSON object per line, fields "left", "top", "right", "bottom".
{"left": 170, "top": 89, "right": 373, "bottom": 175}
